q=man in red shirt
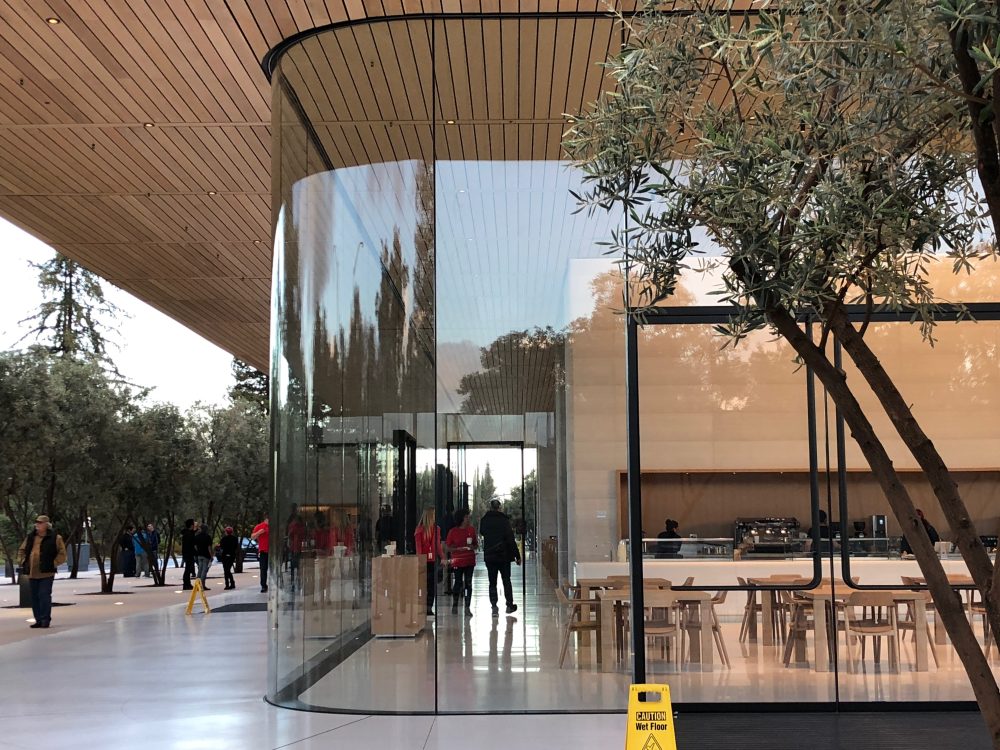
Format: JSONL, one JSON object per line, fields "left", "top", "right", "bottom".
{"left": 251, "top": 517, "right": 270, "bottom": 593}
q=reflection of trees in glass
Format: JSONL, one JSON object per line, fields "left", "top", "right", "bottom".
{"left": 457, "top": 327, "right": 565, "bottom": 415}
{"left": 507, "top": 469, "right": 537, "bottom": 551}
{"left": 470, "top": 463, "right": 496, "bottom": 525}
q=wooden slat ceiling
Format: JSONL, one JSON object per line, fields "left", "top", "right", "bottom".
{"left": 0, "top": 1, "right": 684, "bottom": 371}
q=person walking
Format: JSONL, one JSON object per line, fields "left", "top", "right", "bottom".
{"left": 194, "top": 522, "right": 213, "bottom": 590}
{"left": 219, "top": 526, "right": 239, "bottom": 590}
{"left": 18, "top": 515, "right": 67, "bottom": 629}
{"left": 479, "top": 499, "right": 521, "bottom": 616}
{"left": 414, "top": 508, "right": 443, "bottom": 617}
{"left": 444, "top": 508, "right": 478, "bottom": 617}
{"left": 181, "top": 518, "right": 196, "bottom": 590}
{"left": 251, "top": 516, "right": 270, "bottom": 593}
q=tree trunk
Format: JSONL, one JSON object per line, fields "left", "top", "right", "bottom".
{"left": 160, "top": 513, "right": 176, "bottom": 581}
{"left": 767, "top": 306, "right": 1000, "bottom": 746}
{"left": 43, "top": 459, "right": 56, "bottom": 521}
{"left": 824, "top": 306, "right": 1000, "bottom": 647}
{"left": 67, "top": 511, "right": 84, "bottom": 579}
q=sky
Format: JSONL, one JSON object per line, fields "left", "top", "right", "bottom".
{"left": 0, "top": 218, "right": 234, "bottom": 410}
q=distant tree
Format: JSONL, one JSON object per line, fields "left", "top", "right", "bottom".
{"left": 188, "top": 401, "right": 269, "bottom": 562}
{"left": 228, "top": 358, "right": 269, "bottom": 414}
{"left": 20, "top": 254, "right": 122, "bottom": 370}
{"left": 129, "top": 405, "right": 198, "bottom": 586}
{"left": 507, "top": 469, "right": 537, "bottom": 552}
{"left": 471, "top": 463, "right": 496, "bottom": 525}
{"left": 0, "top": 348, "right": 58, "bottom": 578}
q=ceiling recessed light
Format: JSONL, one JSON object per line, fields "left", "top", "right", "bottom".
{"left": 45, "top": 17, "right": 60, "bottom": 25}
{"left": 143, "top": 122, "right": 154, "bottom": 128}
{"left": 207, "top": 190, "right": 216, "bottom": 195}
{"left": 253, "top": 240, "right": 261, "bottom": 245}
{"left": 446, "top": 119, "right": 455, "bottom": 124}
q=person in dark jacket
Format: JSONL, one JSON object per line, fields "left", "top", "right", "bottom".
{"left": 194, "top": 522, "right": 213, "bottom": 590}
{"left": 900, "top": 509, "right": 941, "bottom": 555}
{"left": 119, "top": 525, "right": 136, "bottom": 577}
{"left": 655, "top": 519, "right": 682, "bottom": 558}
{"left": 479, "top": 499, "right": 521, "bottom": 616}
{"left": 219, "top": 526, "right": 239, "bottom": 590}
{"left": 18, "top": 515, "right": 67, "bottom": 629}
{"left": 181, "top": 518, "right": 196, "bottom": 590}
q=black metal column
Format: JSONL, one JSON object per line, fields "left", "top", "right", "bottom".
{"left": 625, "top": 312, "right": 646, "bottom": 682}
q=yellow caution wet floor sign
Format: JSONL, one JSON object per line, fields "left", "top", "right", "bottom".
{"left": 185, "top": 578, "right": 211, "bottom": 615}
{"left": 626, "top": 684, "right": 677, "bottom": 750}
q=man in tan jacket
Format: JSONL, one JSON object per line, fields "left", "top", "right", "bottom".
{"left": 18, "top": 515, "right": 67, "bottom": 629}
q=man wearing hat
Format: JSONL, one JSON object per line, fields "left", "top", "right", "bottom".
{"left": 219, "top": 525, "right": 239, "bottom": 590}
{"left": 17, "top": 515, "right": 67, "bottom": 629}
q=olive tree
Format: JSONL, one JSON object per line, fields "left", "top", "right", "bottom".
{"left": 566, "top": 0, "right": 1000, "bottom": 739}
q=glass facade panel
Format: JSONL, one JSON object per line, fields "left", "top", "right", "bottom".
{"left": 269, "top": 13, "right": 1000, "bottom": 714}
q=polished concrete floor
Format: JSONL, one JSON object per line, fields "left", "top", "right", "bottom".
{"left": 292, "top": 562, "right": 998, "bottom": 712}
{"left": 0, "top": 562, "right": 995, "bottom": 749}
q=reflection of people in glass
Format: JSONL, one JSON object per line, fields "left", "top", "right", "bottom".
{"left": 445, "top": 508, "right": 478, "bottom": 617}
{"left": 488, "top": 608, "right": 516, "bottom": 672}
{"left": 332, "top": 510, "right": 355, "bottom": 555}
{"left": 655, "top": 519, "right": 682, "bottom": 558}
{"left": 375, "top": 505, "right": 394, "bottom": 551}
{"left": 900, "top": 509, "right": 941, "bottom": 555}
{"left": 414, "top": 508, "right": 443, "bottom": 617}
{"left": 287, "top": 511, "right": 305, "bottom": 591}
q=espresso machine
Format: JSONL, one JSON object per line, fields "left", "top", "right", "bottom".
{"left": 871, "top": 514, "right": 887, "bottom": 538}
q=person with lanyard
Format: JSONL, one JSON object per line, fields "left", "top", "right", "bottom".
{"left": 444, "top": 508, "right": 478, "bottom": 617}
{"left": 414, "top": 508, "right": 443, "bottom": 617}
{"left": 18, "top": 515, "right": 67, "bottom": 629}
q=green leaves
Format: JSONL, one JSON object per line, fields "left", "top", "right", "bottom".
{"left": 566, "top": 0, "right": 988, "bottom": 349}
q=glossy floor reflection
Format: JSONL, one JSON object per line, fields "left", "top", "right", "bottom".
{"left": 0, "top": 583, "right": 624, "bottom": 750}
{"left": 298, "top": 561, "right": 996, "bottom": 712}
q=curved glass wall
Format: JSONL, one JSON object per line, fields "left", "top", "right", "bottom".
{"left": 269, "top": 14, "right": 1000, "bottom": 714}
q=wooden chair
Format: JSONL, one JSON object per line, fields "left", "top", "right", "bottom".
{"left": 968, "top": 591, "right": 995, "bottom": 657}
{"left": 555, "top": 585, "right": 602, "bottom": 668}
{"left": 738, "top": 576, "right": 763, "bottom": 642}
{"left": 680, "top": 590, "right": 731, "bottom": 668}
{"left": 642, "top": 589, "right": 682, "bottom": 670}
{"left": 781, "top": 590, "right": 817, "bottom": 667}
{"left": 898, "top": 577, "right": 941, "bottom": 666}
{"left": 842, "top": 591, "right": 900, "bottom": 673}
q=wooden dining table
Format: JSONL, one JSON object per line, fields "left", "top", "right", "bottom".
{"left": 746, "top": 575, "right": 810, "bottom": 646}
{"left": 797, "top": 586, "right": 929, "bottom": 672}
{"left": 598, "top": 587, "right": 715, "bottom": 673}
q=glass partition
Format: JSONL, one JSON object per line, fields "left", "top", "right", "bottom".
{"left": 269, "top": 11, "right": 1000, "bottom": 715}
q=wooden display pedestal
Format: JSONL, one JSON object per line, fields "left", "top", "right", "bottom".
{"left": 371, "top": 555, "right": 425, "bottom": 637}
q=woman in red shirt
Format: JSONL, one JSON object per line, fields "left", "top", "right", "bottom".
{"left": 414, "top": 508, "right": 442, "bottom": 617}
{"left": 444, "top": 508, "right": 478, "bottom": 616}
